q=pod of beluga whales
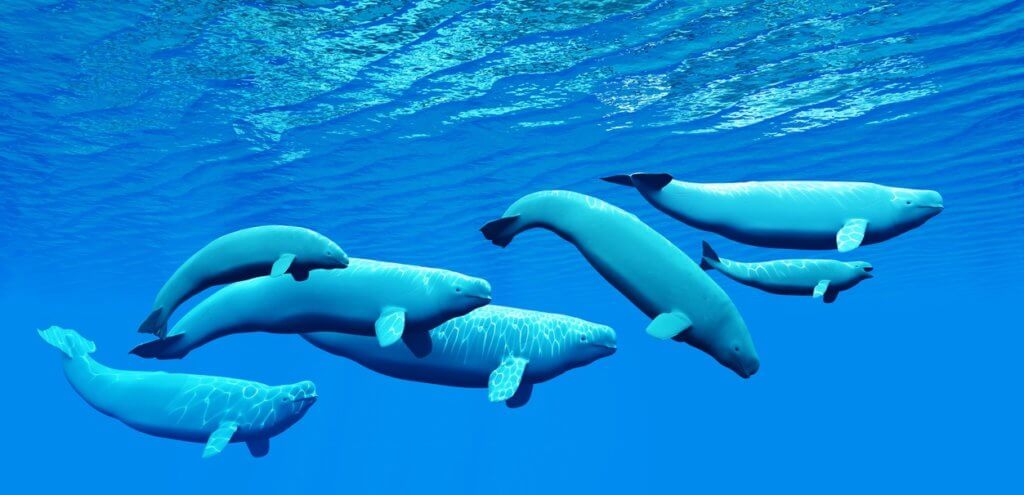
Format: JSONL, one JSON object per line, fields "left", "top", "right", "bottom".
{"left": 41, "top": 177, "right": 942, "bottom": 458}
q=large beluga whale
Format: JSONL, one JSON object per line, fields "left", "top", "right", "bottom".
{"left": 302, "top": 305, "right": 617, "bottom": 407}
{"left": 700, "top": 242, "right": 873, "bottom": 303}
{"left": 602, "top": 173, "right": 943, "bottom": 252}
{"left": 480, "top": 190, "right": 759, "bottom": 378}
{"left": 139, "top": 225, "right": 349, "bottom": 339}
{"left": 40, "top": 326, "right": 317, "bottom": 458}
{"left": 131, "top": 258, "right": 492, "bottom": 359}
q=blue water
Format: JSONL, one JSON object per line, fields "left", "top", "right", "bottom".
{"left": 2, "top": 0, "right": 1022, "bottom": 493}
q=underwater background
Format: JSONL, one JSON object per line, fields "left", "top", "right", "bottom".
{"left": 1, "top": 0, "right": 1022, "bottom": 493}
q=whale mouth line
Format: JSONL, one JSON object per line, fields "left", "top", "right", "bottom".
{"left": 917, "top": 203, "right": 944, "bottom": 209}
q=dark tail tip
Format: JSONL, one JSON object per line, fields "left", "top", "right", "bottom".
{"left": 630, "top": 173, "right": 674, "bottom": 190}
{"left": 138, "top": 308, "right": 168, "bottom": 338}
{"left": 700, "top": 241, "right": 719, "bottom": 270}
{"left": 601, "top": 175, "right": 634, "bottom": 186}
{"left": 129, "top": 334, "right": 185, "bottom": 360}
{"left": 480, "top": 215, "right": 520, "bottom": 248}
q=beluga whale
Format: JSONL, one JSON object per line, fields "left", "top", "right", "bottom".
{"left": 40, "top": 326, "right": 317, "bottom": 458}
{"left": 302, "top": 305, "right": 617, "bottom": 407}
{"left": 139, "top": 225, "right": 350, "bottom": 339}
{"left": 700, "top": 242, "right": 874, "bottom": 303}
{"left": 603, "top": 173, "right": 943, "bottom": 252}
{"left": 131, "top": 258, "right": 492, "bottom": 359}
{"left": 480, "top": 190, "right": 759, "bottom": 378}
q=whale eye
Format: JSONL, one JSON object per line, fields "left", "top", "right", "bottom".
{"left": 580, "top": 335, "right": 588, "bottom": 343}
{"left": 733, "top": 345, "right": 740, "bottom": 352}
{"left": 455, "top": 287, "right": 461, "bottom": 293}
{"left": 905, "top": 200, "right": 911, "bottom": 205}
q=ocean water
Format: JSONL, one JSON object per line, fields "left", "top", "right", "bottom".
{"left": 2, "top": 0, "right": 1022, "bottom": 493}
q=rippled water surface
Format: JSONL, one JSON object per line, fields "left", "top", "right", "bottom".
{"left": 2, "top": 1, "right": 1021, "bottom": 493}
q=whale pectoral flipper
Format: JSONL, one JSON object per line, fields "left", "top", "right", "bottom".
{"left": 646, "top": 312, "right": 693, "bottom": 340}
{"left": 813, "top": 280, "right": 831, "bottom": 299}
{"left": 488, "top": 356, "right": 529, "bottom": 403}
{"left": 375, "top": 307, "right": 406, "bottom": 347}
{"left": 505, "top": 381, "right": 534, "bottom": 409}
{"left": 401, "top": 331, "right": 433, "bottom": 358}
{"left": 247, "top": 438, "right": 270, "bottom": 458}
{"left": 271, "top": 253, "right": 297, "bottom": 277}
{"left": 202, "top": 421, "right": 239, "bottom": 459}
{"left": 837, "top": 219, "right": 868, "bottom": 253}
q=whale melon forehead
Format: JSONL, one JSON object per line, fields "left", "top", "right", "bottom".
{"left": 348, "top": 258, "right": 456, "bottom": 278}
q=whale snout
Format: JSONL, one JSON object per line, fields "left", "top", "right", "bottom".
{"left": 460, "top": 278, "right": 493, "bottom": 303}
{"left": 286, "top": 381, "right": 318, "bottom": 406}
{"left": 590, "top": 325, "right": 618, "bottom": 356}
{"left": 740, "top": 359, "right": 760, "bottom": 379}
{"left": 916, "top": 191, "right": 944, "bottom": 213}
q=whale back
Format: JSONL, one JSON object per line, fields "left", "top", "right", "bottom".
{"left": 142, "top": 225, "right": 349, "bottom": 337}
{"left": 661, "top": 181, "right": 890, "bottom": 233}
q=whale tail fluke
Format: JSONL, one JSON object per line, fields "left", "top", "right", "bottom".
{"left": 601, "top": 173, "right": 674, "bottom": 190}
{"left": 700, "top": 241, "right": 720, "bottom": 271}
{"left": 480, "top": 215, "right": 521, "bottom": 248}
{"left": 39, "top": 326, "right": 96, "bottom": 359}
{"left": 138, "top": 307, "right": 168, "bottom": 339}
{"left": 601, "top": 175, "right": 634, "bottom": 186}
{"left": 629, "top": 173, "right": 674, "bottom": 190}
{"left": 130, "top": 334, "right": 186, "bottom": 360}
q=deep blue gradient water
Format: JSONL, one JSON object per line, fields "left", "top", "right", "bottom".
{"left": 2, "top": 1, "right": 1022, "bottom": 493}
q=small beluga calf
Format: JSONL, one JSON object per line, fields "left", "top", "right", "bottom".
{"left": 40, "top": 326, "right": 317, "bottom": 458}
{"left": 603, "top": 173, "right": 943, "bottom": 253}
{"left": 700, "top": 242, "right": 874, "bottom": 303}
{"left": 302, "top": 305, "right": 617, "bottom": 407}
{"left": 140, "top": 225, "right": 349, "bottom": 339}
{"left": 131, "top": 258, "right": 492, "bottom": 359}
